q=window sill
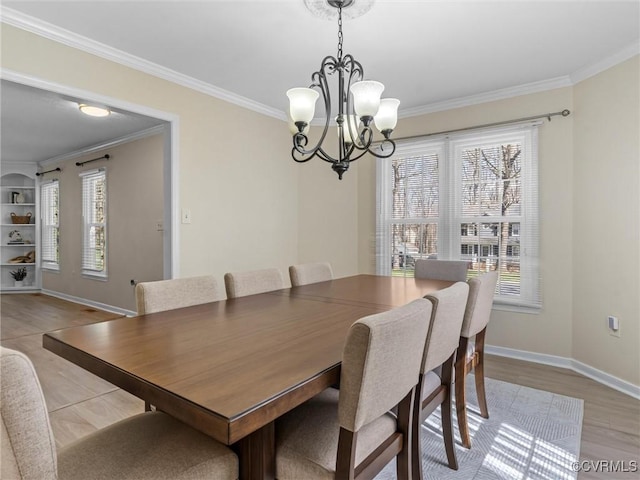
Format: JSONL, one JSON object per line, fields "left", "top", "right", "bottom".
{"left": 493, "top": 302, "right": 541, "bottom": 315}
{"left": 81, "top": 272, "right": 108, "bottom": 281}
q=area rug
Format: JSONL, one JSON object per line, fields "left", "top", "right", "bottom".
{"left": 375, "top": 375, "right": 584, "bottom": 480}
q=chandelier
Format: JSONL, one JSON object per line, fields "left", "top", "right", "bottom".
{"left": 287, "top": 0, "right": 399, "bottom": 180}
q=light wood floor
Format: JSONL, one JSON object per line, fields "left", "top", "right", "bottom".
{"left": 1, "top": 293, "right": 638, "bottom": 479}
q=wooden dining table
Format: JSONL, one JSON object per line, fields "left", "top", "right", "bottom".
{"left": 43, "top": 274, "right": 453, "bottom": 480}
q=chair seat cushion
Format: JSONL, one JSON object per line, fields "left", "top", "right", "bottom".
{"left": 58, "top": 412, "right": 237, "bottom": 480}
{"left": 276, "top": 388, "right": 397, "bottom": 480}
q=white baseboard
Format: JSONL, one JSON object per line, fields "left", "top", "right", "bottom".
{"left": 486, "top": 344, "right": 640, "bottom": 400}
{"left": 41, "top": 289, "right": 136, "bottom": 317}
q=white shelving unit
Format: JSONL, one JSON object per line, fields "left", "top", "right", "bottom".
{"left": 1, "top": 173, "right": 39, "bottom": 292}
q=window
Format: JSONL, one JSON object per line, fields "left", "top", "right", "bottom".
{"left": 80, "top": 168, "right": 107, "bottom": 277}
{"left": 40, "top": 180, "right": 60, "bottom": 270}
{"left": 377, "top": 123, "right": 540, "bottom": 309}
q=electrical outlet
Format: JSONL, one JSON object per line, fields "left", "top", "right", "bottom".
{"left": 607, "top": 315, "right": 621, "bottom": 337}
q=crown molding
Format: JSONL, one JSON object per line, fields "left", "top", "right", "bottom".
{"left": 39, "top": 125, "right": 166, "bottom": 167}
{"left": 400, "top": 75, "right": 573, "bottom": 118}
{"left": 2, "top": 7, "right": 637, "bottom": 122}
{"left": 0, "top": 7, "right": 286, "bottom": 121}
{"left": 570, "top": 41, "right": 640, "bottom": 85}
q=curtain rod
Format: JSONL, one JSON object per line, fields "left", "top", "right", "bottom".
{"left": 35, "top": 167, "right": 61, "bottom": 176}
{"left": 76, "top": 154, "right": 110, "bottom": 167}
{"left": 386, "top": 109, "right": 570, "bottom": 143}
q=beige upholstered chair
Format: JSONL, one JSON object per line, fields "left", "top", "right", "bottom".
{"left": 414, "top": 259, "right": 468, "bottom": 282}
{"left": 135, "top": 275, "right": 224, "bottom": 314}
{"left": 275, "top": 299, "right": 431, "bottom": 480}
{"left": 412, "top": 282, "right": 470, "bottom": 477}
{"left": 0, "top": 347, "right": 238, "bottom": 480}
{"left": 223, "top": 268, "right": 285, "bottom": 298}
{"left": 289, "top": 262, "right": 334, "bottom": 287}
{"left": 455, "top": 270, "right": 498, "bottom": 449}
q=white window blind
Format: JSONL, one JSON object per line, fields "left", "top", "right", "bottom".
{"left": 377, "top": 123, "right": 541, "bottom": 309}
{"left": 40, "top": 180, "right": 60, "bottom": 270}
{"left": 80, "top": 168, "right": 107, "bottom": 277}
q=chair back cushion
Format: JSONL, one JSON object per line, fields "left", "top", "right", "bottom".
{"left": 0, "top": 348, "right": 57, "bottom": 480}
{"left": 414, "top": 259, "right": 468, "bottom": 281}
{"left": 422, "top": 282, "right": 470, "bottom": 373}
{"left": 338, "top": 299, "right": 431, "bottom": 432}
{"left": 224, "top": 268, "right": 285, "bottom": 298}
{"left": 135, "top": 275, "right": 224, "bottom": 314}
{"left": 461, "top": 271, "right": 498, "bottom": 338}
{"left": 289, "top": 262, "right": 333, "bottom": 287}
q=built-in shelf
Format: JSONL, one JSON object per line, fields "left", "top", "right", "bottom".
{"left": 1, "top": 173, "right": 39, "bottom": 291}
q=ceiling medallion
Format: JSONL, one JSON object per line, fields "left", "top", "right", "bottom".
{"left": 304, "top": 0, "right": 375, "bottom": 21}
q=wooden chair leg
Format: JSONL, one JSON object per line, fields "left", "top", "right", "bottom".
{"left": 474, "top": 328, "right": 489, "bottom": 419}
{"left": 411, "top": 377, "right": 425, "bottom": 480}
{"left": 335, "top": 428, "right": 357, "bottom": 480}
{"left": 395, "top": 389, "right": 414, "bottom": 480}
{"left": 440, "top": 354, "right": 458, "bottom": 470}
{"left": 455, "top": 336, "right": 472, "bottom": 449}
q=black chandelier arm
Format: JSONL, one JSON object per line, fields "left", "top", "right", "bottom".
{"left": 319, "top": 55, "right": 339, "bottom": 76}
{"left": 292, "top": 142, "right": 334, "bottom": 164}
{"left": 351, "top": 125, "right": 375, "bottom": 151}
{"left": 291, "top": 148, "right": 314, "bottom": 163}
{"left": 342, "top": 54, "right": 364, "bottom": 77}
{"left": 291, "top": 136, "right": 342, "bottom": 165}
{"left": 367, "top": 138, "right": 397, "bottom": 159}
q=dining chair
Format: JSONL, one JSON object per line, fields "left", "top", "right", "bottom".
{"left": 0, "top": 347, "right": 238, "bottom": 480}
{"left": 455, "top": 270, "right": 498, "bottom": 449}
{"left": 289, "top": 262, "right": 334, "bottom": 286}
{"left": 414, "top": 259, "right": 468, "bottom": 281}
{"left": 411, "top": 282, "right": 469, "bottom": 477}
{"left": 223, "top": 268, "right": 285, "bottom": 298}
{"left": 135, "top": 275, "right": 224, "bottom": 314}
{"left": 275, "top": 298, "right": 431, "bottom": 480}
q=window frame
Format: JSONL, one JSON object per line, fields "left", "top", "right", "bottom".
{"left": 80, "top": 168, "right": 107, "bottom": 279}
{"left": 377, "top": 123, "right": 540, "bottom": 310}
{"left": 40, "top": 179, "right": 60, "bottom": 271}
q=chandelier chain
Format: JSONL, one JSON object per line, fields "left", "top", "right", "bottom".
{"left": 337, "top": 6, "right": 343, "bottom": 60}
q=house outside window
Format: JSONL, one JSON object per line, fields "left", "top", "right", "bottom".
{"left": 80, "top": 168, "right": 107, "bottom": 278}
{"left": 377, "top": 123, "right": 540, "bottom": 309}
{"left": 40, "top": 179, "right": 60, "bottom": 270}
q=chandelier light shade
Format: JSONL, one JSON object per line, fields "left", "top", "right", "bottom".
{"left": 287, "top": 0, "right": 399, "bottom": 179}
{"left": 374, "top": 98, "right": 400, "bottom": 132}
{"left": 287, "top": 88, "right": 320, "bottom": 124}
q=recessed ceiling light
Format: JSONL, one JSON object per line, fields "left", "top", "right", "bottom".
{"left": 78, "top": 103, "right": 111, "bottom": 117}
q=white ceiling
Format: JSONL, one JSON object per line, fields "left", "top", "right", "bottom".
{"left": 1, "top": 80, "right": 166, "bottom": 163}
{"left": 1, "top": 0, "right": 639, "bottom": 164}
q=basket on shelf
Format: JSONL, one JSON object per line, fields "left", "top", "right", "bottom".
{"left": 10, "top": 212, "right": 32, "bottom": 224}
